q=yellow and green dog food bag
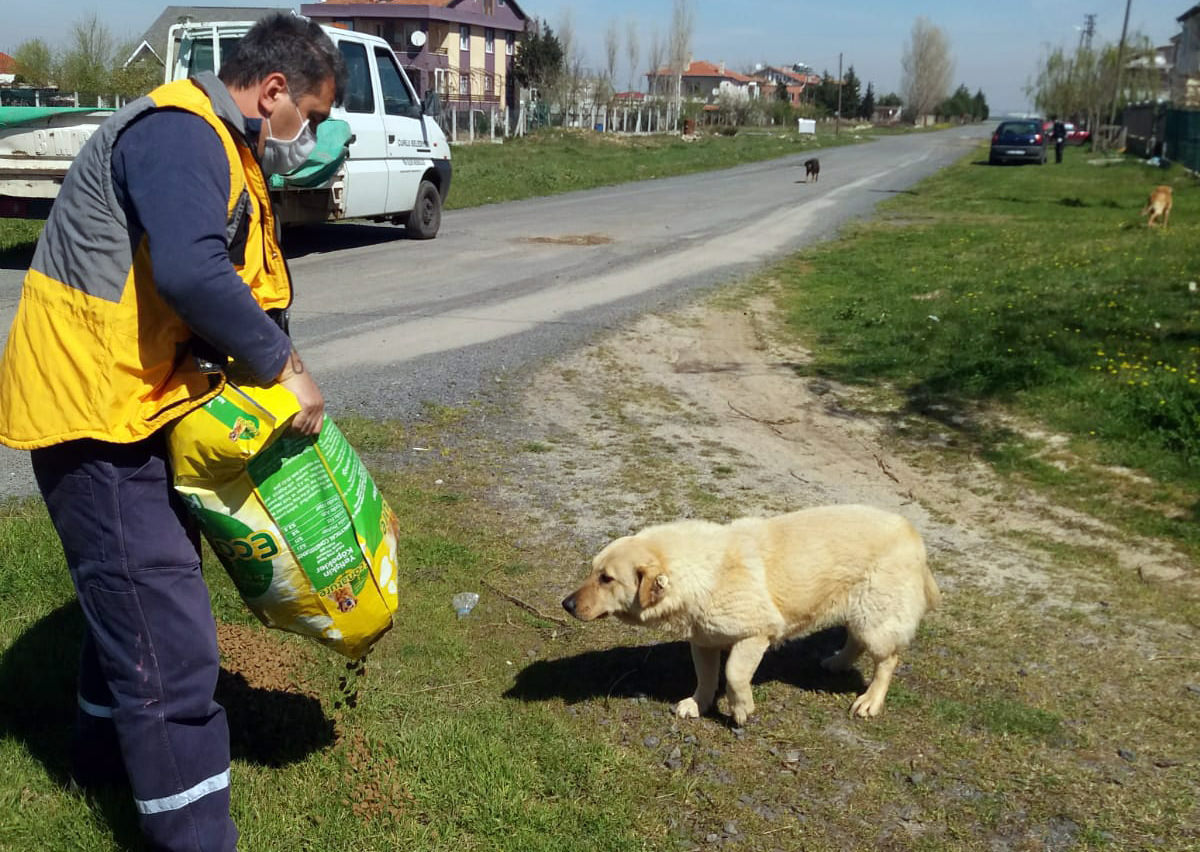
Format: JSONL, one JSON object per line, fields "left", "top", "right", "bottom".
{"left": 168, "top": 381, "right": 400, "bottom": 660}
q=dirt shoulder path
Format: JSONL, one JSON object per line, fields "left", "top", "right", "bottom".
{"left": 500, "top": 287, "right": 1193, "bottom": 602}
{"left": 478, "top": 283, "right": 1199, "bottom": 849}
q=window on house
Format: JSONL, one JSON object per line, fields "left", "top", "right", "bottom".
{"left": 338, "top": 41, "right": 375, "bottom": 113}
{"left": 459, "top": 75, "right": 470, "bottom": 96}
{"left": 374, "top": 46, "right": 415, "bottom": 115}
{"left": 483, "top": 0, "right": 494, "bottom": 12}
{"left": 505, "top": 32, "right": 514, "bottom": 56}
{"left": 485, "top": 28, "right": 494, "bottom": 54}
{"left": 460, "top": 25, "right": 470, "bottom": 51}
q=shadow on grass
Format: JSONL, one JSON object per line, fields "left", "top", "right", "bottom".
{"left": 281, "top": 222, "right": 410, "bottom": 259}
{"left": 0, "top": 602, "right": 334, "bottom": 844}
{"left": 0, "top": 243, "right": 37, "bottom": 270}
{"left": 505, "top": 627, "right": 865, "bottom": 722}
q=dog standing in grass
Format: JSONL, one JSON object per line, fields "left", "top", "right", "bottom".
{"left": 562, "top": 505, "right": 940, "bottom": 723}
{"left": 804, "top": 157, "right": 820, "bottom": 182}
{"left": 1141, "top": 185, "right": 1172, "bottom": 228}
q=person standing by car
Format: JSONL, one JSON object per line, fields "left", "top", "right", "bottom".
{"left": 1052, "top": 118, "right": 1067, "bottom": 164}
{"left": 0, "top": 13, "right": 344, "bottom": 851}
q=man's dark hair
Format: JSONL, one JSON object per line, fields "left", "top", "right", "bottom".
{"left": 219, "top": 13, "right": 347, "bottom": 104}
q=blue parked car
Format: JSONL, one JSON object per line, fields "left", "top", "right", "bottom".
{"left": 989, "top": 120, "right": 1046, "bottom": 165}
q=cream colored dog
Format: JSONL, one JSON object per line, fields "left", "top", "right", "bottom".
{"left": 562, "top": 505, "right": 940, "bottom": 722}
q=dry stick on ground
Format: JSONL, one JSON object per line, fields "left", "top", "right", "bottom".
{"left": 480, "top": 575, "right": 572, "bottom": 627}
{"left": 873, "top": 453, "right": 901, "bottom": 484}
{"left": 726, "top": 400, "right": 800, "bottom": 427}
{"left": 726, "top": 400, "right": 802, "bottom": 440}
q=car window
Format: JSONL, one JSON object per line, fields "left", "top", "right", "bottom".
{"left": 339, "top": 41, "right": 375, "bottom": 113}
{"left": 374, "top": 47, "right": 415, "bottom": 116}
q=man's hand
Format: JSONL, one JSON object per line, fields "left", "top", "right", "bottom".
{"left": 276, "top": 349, "right": 324, "bottom": 436}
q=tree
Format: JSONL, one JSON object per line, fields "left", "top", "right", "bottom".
{"left": 775, "top": 80, "right": 789, "bottom": 102}
{"left": 878, "top": 91, "right": 902, "bottom": 106}
{"left": 938, "top": 83, "right": 972, "bottom": 120}
{"left": 668, "top": 0, "right": 694, "bottom": 114}
{"left": 110, "top": 47, "right": 163, "bottom": 100}
{"left": 646, "top": 29, "right": 665, "bottom": 97}
{"left": 625, "top": 19, "right": 639, "bottom": 92}
{"left": 841, "top": 65, "right": 861, "bottom": 118}
{"left": 12, "top": 38, "right": 56, "bottom": 87}
{"left": 59, "top": 12, "right": 118, "bottom": 100}
{"left": 814, "top": 69, "right": 837, "bottom": 114}
{"left": 971, "top": 88, "right": 989, "bottom": 121}
{"left": 859, "top": 81, "right": 875, "bottom": 120}
{"left": 510, "top": 20, "right": 565, "bottom": 96}
{"left": 604, "top": 18, "right": 619, "bottom": 93}
{"left": 900, "top": 16, "right": 953, "bottom": 121}
{"left": 1026, "top": 33, "right": 1154, "bottom": 147}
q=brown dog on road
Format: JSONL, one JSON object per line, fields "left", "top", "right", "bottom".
{"left": 804, "top": 157, "right": 820, "bottom": 182}
{"left": 1141, "top": 184, "right": 1173, "bottom": 228}
{"left": 562, "top": 505, "right": 940, "bottom": 723}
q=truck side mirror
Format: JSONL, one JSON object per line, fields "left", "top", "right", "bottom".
{"left": 422, "top": 89, "right": 441, "bottom": 118}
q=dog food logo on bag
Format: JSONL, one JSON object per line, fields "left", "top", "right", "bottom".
{"left": 211, "top": 531, "right": 281, "bottom": 563}
{"left": 201, "top": 395, "right": 263, "bottom": 443}
{"left": 185, "top": 504, "right": 278, "bottom": 598}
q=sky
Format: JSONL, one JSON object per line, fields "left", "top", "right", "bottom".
{"left": 2, "top": 0, "right": 1182, "bottom": 112}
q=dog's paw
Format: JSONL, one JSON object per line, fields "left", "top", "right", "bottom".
{"left": 730, "top": 704, "right": 754, "bottom": 726}
{"left": 674, "top": 698, "right": 702, "bottom": 719}
{"left": 850, "top": 693, "right": 884, "bottom": 718}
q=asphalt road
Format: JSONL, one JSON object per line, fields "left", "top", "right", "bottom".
{"left": 0, "top": 124, "right": 990, "bottom": 498}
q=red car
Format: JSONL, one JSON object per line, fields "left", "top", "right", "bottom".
{"left": 1042, "top": 120, "right": 1090, "bottom": 145}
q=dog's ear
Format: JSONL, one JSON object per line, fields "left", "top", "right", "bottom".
{"left": 636, "top": 568, "right": 669, "bottom": 610}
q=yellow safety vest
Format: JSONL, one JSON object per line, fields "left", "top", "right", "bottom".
{"left": 0, "top": 77, "right": 291, "bottom": 449}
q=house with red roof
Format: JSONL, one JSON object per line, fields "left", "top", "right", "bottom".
{"left": 646, "top": 59, "right": 761, "bottom": 105}
{"left": 0, "top": 52, "right": 17, "bottom": 85}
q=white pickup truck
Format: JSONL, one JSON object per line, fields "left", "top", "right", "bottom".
{"left": 0, "top": 21, "right": 451, "bottom": 238}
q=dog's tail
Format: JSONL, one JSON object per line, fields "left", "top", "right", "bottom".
{"left": 922, "top": 564, "right": 942, "bottom": 611}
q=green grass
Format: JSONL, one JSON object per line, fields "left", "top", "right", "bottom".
{"left": 0, "top": 465, "right": 672, "bottom": 851}
{"left": 773, "top": 147, "right": 1200, "bottom": 553}
{"left": 0, "top": 218, "right": 41, "bottom": 266}
{"left": 5, "top": 402, "right": 1200, "bottom": 849}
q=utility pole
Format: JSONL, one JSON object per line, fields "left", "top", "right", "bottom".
{"left": 1106, "top": 0, "right": 1132, "bottom": 150}
{"left": 1078, "top": 13, "right": 1096, "bottom": 51}
{"left": 835, "top": 51, "right": 843, "bottom": 137}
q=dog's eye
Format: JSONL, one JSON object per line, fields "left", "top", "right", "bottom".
{"left": 599, "top": 574, "right": 613, "bottom": 584}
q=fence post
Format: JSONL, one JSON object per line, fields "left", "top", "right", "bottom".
{"left": 451, "top": 107, "right": 457, "bottom": 143}
{"left": 469, "top": 109, "right": 475, "bottom": 142}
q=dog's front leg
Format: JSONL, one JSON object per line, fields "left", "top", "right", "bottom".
{"left": 674, "top": 643, "right": 721, "bottom": 719}
{"left": 725, "top": 636, "right": 770, "bottom": 726}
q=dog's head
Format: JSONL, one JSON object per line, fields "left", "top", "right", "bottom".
{"left": 562, "top": 536, "right": 670, "bottom": 624}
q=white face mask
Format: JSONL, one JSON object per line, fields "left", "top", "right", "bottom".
{"left": 262, "top": 94, "right": 316, "bottom": 176}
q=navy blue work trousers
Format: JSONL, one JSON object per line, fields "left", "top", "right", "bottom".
{"left": 31, "top": 434, "right": 237, "bottom": 851}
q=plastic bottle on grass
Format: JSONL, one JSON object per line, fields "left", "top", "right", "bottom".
{"left": 452, "top": 592, "right": 479, "bottom": 618}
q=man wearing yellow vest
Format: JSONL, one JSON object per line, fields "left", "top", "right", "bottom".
{"left": 0, "top": 14, "right": 345, "bottom": 850}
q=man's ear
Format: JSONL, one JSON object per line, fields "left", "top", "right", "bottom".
{"left": 636, "top": 567, "right": 669, "bottom": 610}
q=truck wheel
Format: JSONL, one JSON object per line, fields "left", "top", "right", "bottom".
{"left": 405, "top": 180, "right": 442, "bottom": 240}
